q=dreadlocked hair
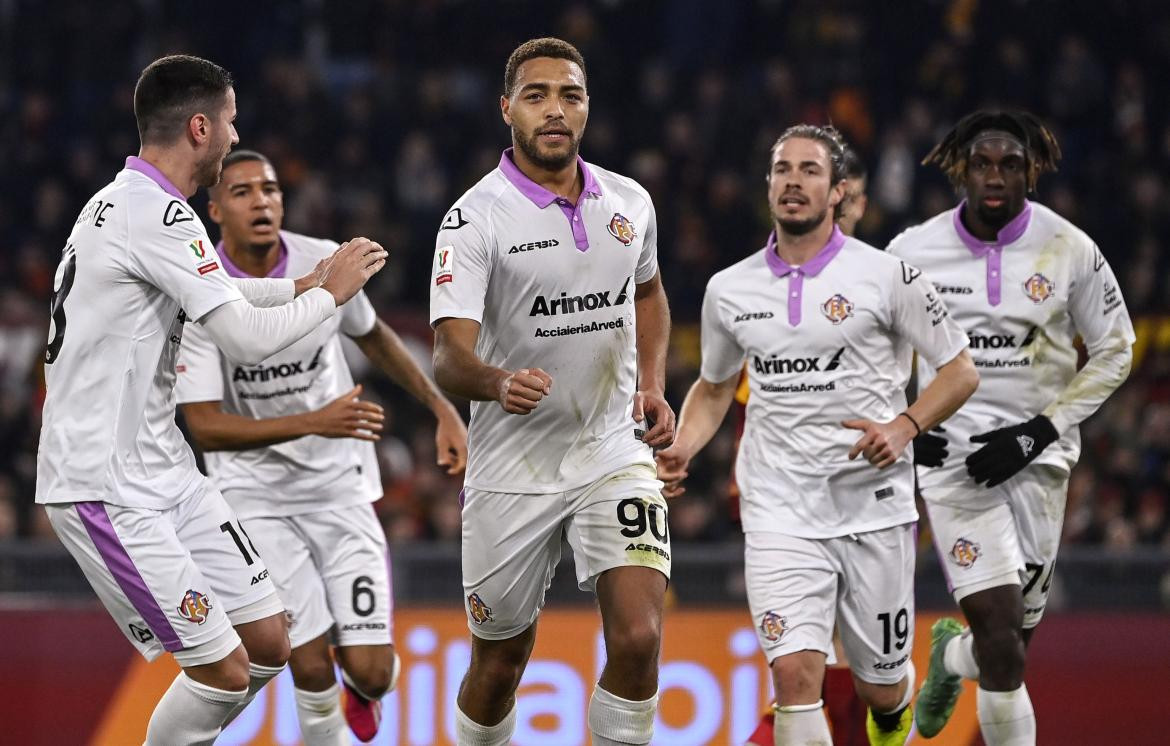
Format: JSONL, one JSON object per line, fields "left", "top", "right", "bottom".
{"left": 923, "top": 110, "right": 1062, "bottom": 191}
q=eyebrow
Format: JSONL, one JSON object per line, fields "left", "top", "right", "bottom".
{"left": 518, "top": 81, "right": 586, "bottom": 94}
{"left": 774, "top": 159, "right": 824, "bottom": 168}
{"left": 228, "top": 179, "right": 279, "bottom": 190}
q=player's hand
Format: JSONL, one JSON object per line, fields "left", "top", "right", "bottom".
{"left": 966, "top": 415, "right": 1058, "bottom": 487}
{"left": 293, "top": 256, "right": 332, "bottom": 297}
{"left": 320, "top": 237, "right": 388, "bottom": 306}
{"left": 633, "top": 390, "right": 675, "bottom": 447}
{"left": 434, "top": 407, "right": 468, "bottom": 475}
{"left": 308, "top": 384, "right": 384, "bottom": 441}
{"left": 842, "top": 416, "right": 917, "bottom": 469}
{"left": 497, "top": 368, "right": 552, "bottom": 415}
{"left": 655, "top": 443, "right": 692, "bottom": 498}
{"left": 913, "top": 426, "right": 949, "bottom": 468}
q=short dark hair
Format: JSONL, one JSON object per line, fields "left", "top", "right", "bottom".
{"left": 220, "top": 149, "right": 273, "bottom": 172}
{"left": 134, "top": 55, "right": 233, "bottom": 146}
{"left": 842, "top": 146, "right": 867, "bottom": 181}
{"left": 923, "top": 109, "right": 1061, "bottom": 190}
{"left": 503, "top": 37, "right": 586, "bottom": 98}
{"left": 770, "top": 124, "right": 849, "bottom": 184}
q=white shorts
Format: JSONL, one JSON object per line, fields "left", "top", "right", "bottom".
{"left": 46, "top": 488, "right": 283, "bottom": 667}
{"left": 745, "top": 524, "right": 916, "bottom": 685}
{"left": 461, "top": 463, "right": 670, "bottom": 640}
{"left": 923, "top": 464, "right": 1068, "bottom": 628}
{"left": 241, "top": 502, "right": 392, "bottom": 649}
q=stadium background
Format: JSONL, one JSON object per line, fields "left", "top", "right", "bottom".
{"left": 1, "top": 0, "right": 1169, "bottom": 743}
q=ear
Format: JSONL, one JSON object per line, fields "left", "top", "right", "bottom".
{"left": 188, "top": 113, "right": 210, "bottom": 146}
{"left": 207, "top": 199, "right": 223, "bottom": 225}
{"left": 500, "top": 95, "right": 513, "bottom": 127}
{"left": 828, "top": 179, "right": 847, "bottom": 209}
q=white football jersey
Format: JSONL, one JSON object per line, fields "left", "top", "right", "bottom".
{"left": 701, "top": 228, "right": 969, "bottom": 538}
{"left": 430, "top": 149, "right": 658, "bottom": 493}
{"left": 36, "top": 158, "right": 244, "bottom": 508}
{"left": 888, "top": 201, "right": 1136, "bottom": 505}
{"left": 176, "top": 231, "right": 381, "bottom": 519}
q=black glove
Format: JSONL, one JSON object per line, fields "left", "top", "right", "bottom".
{"left": 913, "top": 426, "right": 949, "bottom": 468}
{"left": 965, "top": 415, "right": 1059, "bottom": 487}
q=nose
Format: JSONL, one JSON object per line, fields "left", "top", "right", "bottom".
{"left": 230, "top": 124, "right": 240, "bottom": 146}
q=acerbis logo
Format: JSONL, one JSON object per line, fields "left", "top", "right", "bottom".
{"left": 935, "top": 285, "right": 974, "bottom": 295}
{"left": 529, "top": 277, "right": 631, "bottom": 316}
{"left": 250, "top": 569, "right": 269, "bottom": 586}
{"left": 968, "top": 326, "right": 1038, "bottom": 350}
{"left": 233, "top": 346, "right": 323, "bottom": 383}
{"left": 753, "top": 347, "right": 844, "bottom": 375}
{"left": 509, "top": 238, "right": 559, "bottom": 254}
{"left": 733, "top": 311, "right": 775, "bottom": 323}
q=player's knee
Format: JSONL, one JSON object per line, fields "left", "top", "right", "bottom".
{"left": 605, "top": 618, "right": 661, "bottom": 671}
{"left": 242, "top": 623, "right": 291, "bottom": 668}
{"left": 347, "top": 658, "right": 394, "bottom": 699}
{"left": 771, "top": 653, "right": 824, "bottom": 704}
{"left": 973, "top": 626, "right": 1026, "bottom": 684}
{"left": 469, "top": 655, "right": 525, "bottom": 699}
{"left": 855, "top": 681, "right": 903, "bottom": 713}
{"left": 202, "top": 645, "right": 252, "bottom": 691}
{"left": 289, "top": 652, "right": 337, "bottom": 691}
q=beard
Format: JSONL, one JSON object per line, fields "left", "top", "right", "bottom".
{"left": 194, "top": 151, "right": 225, "bottom": 189}
{"left": 776, "top": 207, "right": 829, "bottom": 236}
{"left": 514, "top": 126, "right": 580, "bottom": 171}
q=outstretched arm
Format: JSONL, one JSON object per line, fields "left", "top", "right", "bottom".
{"left": 654, "top": 372, "right": 740, "bottom": 497}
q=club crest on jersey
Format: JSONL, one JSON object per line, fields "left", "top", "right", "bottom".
{"left": 950, "top": 538, "right": 981, "bottom": 568}
{"left": 1023, "top": 273, "right": 1054, "bottom": 304}
{"left": 467, "top": 593, "right": 493, "bottom": 625}
{"left": 821, "top": 294, "right": 854, "bottom": 325}
{"left": 607, "top": 213, "right": 636, "bottom": 246}
{"left": 434, "top": 244, "right": 454, "bottom": 286}
{"left": 187, "top": 240, "right": 219, "bottom": 276}
{"left": 759, "top": 611, "right": 787, "bottom": 643}
{"left": 177, "top": 589, "right": 213, "bottom": 625}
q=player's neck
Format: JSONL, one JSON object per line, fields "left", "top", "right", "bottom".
{"left": 511, "top": 146, "right": 583, "bottom": 203}
{"left": 773, "top": 218, "right": 836, "bottom": 267}
{"left": 960, "top": 202, "right": 1013, "bottom": 242}
{"left": 136, "top": 147, "right": 199, "bottom": 198}
{"left": 222, "top": 237, "right": 281, "bottom": 278}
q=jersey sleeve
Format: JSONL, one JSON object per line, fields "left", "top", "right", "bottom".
{"left": 429, "top": 204, "right": 493, "bottom": 326}
{"left": 635, "top": 195, "right": 659, "bottom": 284}
{"left": 126, "top": 201, "right": 243, "bottom": 321}
{"left": 340, "top": 289, "right": 378, "bottom": 337}
{"left": 889, "top": 260, "right": 970, "bottom": 369}
{"left": 699, "top": 278, "right": 746, "bottom": 383}
{"left": 1067, "top": 240, "right": 1137, "bottom": 354}
{"left": 175, "top": 317, "right": 225, "bottom": 404}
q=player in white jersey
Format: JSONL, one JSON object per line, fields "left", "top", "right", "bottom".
{"left": 429, "top": 38, "right": 676, "bottom": 746}
{"left": 655, "top": 124, "right": 979, "bottom": 746}
{"left": 176, "top": 149, "right": 468, "bottom": 745}
{"left": 887, "top": 110, "right": 1135, "bottom": 745}
{"left": 35, "top": 56, "right": 387, "bottom": 746}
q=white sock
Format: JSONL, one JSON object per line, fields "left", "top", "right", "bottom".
{"left": 774, "top": 700, "right": 832, "bottom": 746}
{"left": 977, "top": 685, "right": 1036, "bottom": 746}
{"left": 588, "top": 684, "right": 658, "bottom": 745}
{"left": 294, "top": 684, "right": 348, "bottom": 746}
{"left": 144, "top": 672, "right": 247, "bottom": 746}
{"left": 944, "top": 630, "right": 981, "bottom": 680}
{"left": 455, "top": 703, "right": 515, "bottom": 746}
{"left": 222, "top": 662, "right": 286, "bottom": 726}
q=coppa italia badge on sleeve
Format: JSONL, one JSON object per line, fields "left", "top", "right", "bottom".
{"left": 434, "top": 245, "right": 454, "bottom": 286}
{"left": 187, "top": 239, "right": 219, "bottom": 275}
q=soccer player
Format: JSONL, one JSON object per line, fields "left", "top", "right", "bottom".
{"left": 742, "top": 145, "right": 871, "bottom": 746}
{"left": 175, "top": 149, "right": 468, "bottom": 745}
{"left": 35, "top": 55, "right": 386, "bottom": 746}
{"left": 888, "top": 110, "right": 1135, "bottom": 745}
{"left": 430, "top": 37, "right": 676, "bottom": 746}
{"left": 655, "top": 124, "right": 978, "bottom": 746}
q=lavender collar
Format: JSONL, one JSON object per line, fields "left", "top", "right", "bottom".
{"left": 124, "top": 156, "right": 187, "bottom": 200}
{"left": 763, "top": 225, "right": 847, "bottom": 326}
{"left": 952, "top": 200, "right": 1033, "bottom": 306}
{"left": 498, "top": 148, "right": 602, "bottom": 251}
{"left": 216, "top": 235, "right": 290, "bottom": 278}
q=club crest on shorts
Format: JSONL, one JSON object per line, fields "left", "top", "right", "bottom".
{"left": 467, "top": 593, "right": 493, "bottom": 625}
{"left": 177, "top": 589, "right": 213, "bottom": 625}
{"left": 1023, "top": 273, "right": 1054, "bottom": 304}
{"left": 821, "top": 294, "right": 854, "bottom": 325}
{"left": 607, "top": 213, "right": 637, "bottom": 245}
{"left": 950, "top": 538, "right": 981, "bottom": 568}
{"left": 759, "top": 611, "right": 787, "bottom": 643}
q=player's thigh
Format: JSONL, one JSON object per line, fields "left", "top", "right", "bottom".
{"left": 744, "top": 531, "right": 836, "bottom": 665}
{"left": 45, "top": 500, "right": 240, "bottom": 667}
{"left": 303, "top": 504, "right": 393, "bottom": 647}
{"left": 461, "top": 488, "right": 564, "bottom": 640}
{"left": 1009, "top": 465, "right": 1069, "bottom": 628}
{"left": 836, "top": 524, "right": 915, "bottom": 685}
{"left": 564, "top": 463, "right": 670, "bottom": 593}
{"left": 174, "top": 488, "right": 284, "bottom": 628}
{"left": 925, "top": 498, "right": 1023, "bottom": 604}
{"left": 242, "top": 513, "right": 331, "bottom": 649}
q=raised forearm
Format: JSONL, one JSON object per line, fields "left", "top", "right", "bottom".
{"left": 1042, "top": 340, "right": 1133, "bottom": 434}
{"left": 906, "top": 350, "right": 979, "bottom": 431}
{"left": 672, "top": 376, "right": 738, "bottom": 458}
{"left": 432, "top": 339, "right": 507, "bottom": 402}
{"left": 182, "top": 404, "right": 313, "bottom": 452}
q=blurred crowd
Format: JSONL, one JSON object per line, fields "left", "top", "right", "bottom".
{"left": 1, "top": 1, "right": 1168, "bottom": 550}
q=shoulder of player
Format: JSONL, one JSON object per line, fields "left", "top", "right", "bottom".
{"left": 119, "top": 175, "right": 207, "bottom": 242}
{"left": 279, "top": 230, "right": 338, "bottom": 260}
{"left": 587, "top": 163, "right": 654, "bottom": 211}
{"left": 707, "top": 247, "right": 767, "bottom": 294}
{"left": 885, "top": 209, "right": 954, "bottom": 257}
{"left": 438, "top": 171, "right": 510, "bottom": 237}
{"left": 1026, "top": 201, "right": 1096, "bottom": 255}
